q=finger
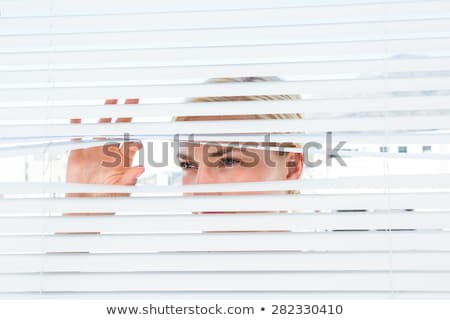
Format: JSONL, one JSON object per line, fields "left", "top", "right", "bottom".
{"left": 99, "top": 98, "right": 117, "bottom": 123}
{"left": 96, "top": 116, "right": 112, "bottom": 140}
{"left": 70, "top": 118, "right": 82, "bottom": 142}
{"left": 105, "top": 98, "right": 118, "bottom": 104}
{"left": 94, "top": 99, "right": 118, "bottom": 140}
{"left": 116, "top": 98, "right": 139, "bottom": 123}
{"left": 120, "top": 140, "right": 143, "bottom": 168}
{"left": 119, "top": 166, "right": 145, "bottom": 185}
{"left": 125, "top": 98, "right": 139, "bottom": 104}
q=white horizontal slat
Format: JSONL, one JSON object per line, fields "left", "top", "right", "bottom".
{"left": 0, "top": 212, "right": 449, "bottom": 234}
{"left": 1, "top": 132, "right": 449, "bottom": 145}
{"left": 333, "top": 151, "right": 450, "bottom": 160}
{"left": 184, "top": 132, "right": 450, "bottom": 144}
{"left": 1, "top": 95, "right": 449, "bottom": 121}
{"left": 2, "top": 57, "right": 450, "bottom": 87}
{"left": 0, "top": 0, "right": 313, "bottom": 17}
{"left": 0, "top": 180, "right": 300, "bottom": 195}
{"left": 2, "top": 291, "right": 450, "bottom": 299}
{"left": 1, "top": 251, "right": 449, "bottom": 273}
{"left": 0, "top": 100, "right": 302, "bottom": 119}
{"left": 2, "top": 19, "right": 450, "bottom": 53}
{"left": 2, "top": 139, "right": 449, "bottom": 158}
{"left": 0, "top": 0, "right": 430, "bottom": 18}
{"left": 1, "top": 175, "right": 450, "bottom": 195}
{"left": 1, "top": 116, "right": 450, "bottom": 139}
{"left": 0, "top": 140, "right": 128, "bottom": 158}
{"left": 0, "top": 193, "right": 448, "bottom": 214}
{"left": 2, "top": 1, "right": 449, "bottom": 34}
{"left": 0, "top": 141, "right": 304, "bottom": 158}
{"left": 291, "top": 132, "right": 450, "bottom": 144}
{"left": 1, "top": 77, "right": 449, "bottom": 103}
{"left": 1, "top": 231, "right": 450, "bottom": 253}
{"left": 0, "top": 119, "right": 304, "bottom": 138}
{"left": 2, "top": 271, "right": 450, "bottom": 292}
{"left": 1, "top": 142, "right": 449, "bottom": 160}
{"left": 1, "top": 38, "right": 449, "bottom": 70}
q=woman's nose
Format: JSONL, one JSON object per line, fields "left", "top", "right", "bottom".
{"left": 195, "top": 165, "right": 215, "bottom": 184}
{"left": 188, "top": 166, "right": 222, "bottom": 197}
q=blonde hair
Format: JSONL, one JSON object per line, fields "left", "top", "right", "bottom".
{"left": 176, "top": 76, "right": 302, "bottom": 121}
{"left": 175, "top": 76, "right": 302, "bottom": 194}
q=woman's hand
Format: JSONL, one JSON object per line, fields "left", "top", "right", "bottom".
{"left": 66, "top": 98, "right": 144, "bottom": 198}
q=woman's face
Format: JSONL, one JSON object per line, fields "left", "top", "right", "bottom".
{"left": 179, "top": 144, "right": 290, "bottom": 184}
{"left": 178, "top": 143, "right": 302, "bottom": 190}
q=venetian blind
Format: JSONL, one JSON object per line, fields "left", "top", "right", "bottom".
{"left": 0, "top": 0, "right": 449, "bottom": 298}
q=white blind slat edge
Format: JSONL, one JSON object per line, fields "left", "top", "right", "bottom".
{"left": 1, "top": 252, "right": 450, "bottom": 273}
{"left": 1, "top": 77, "right": 449, "bottom": 101}
{"left": 1, "top": 96, "right": 450, "bottom": 120}
{"left": 1, "top": 38, "right": 449, "bottom": 68}
{"left": 2, "top": 231, "right": 450, "bottom": 253}
{"left": 2, "top": 1, "right": 449, "bottom": 33}
{"left": 2, "top": 117, "right": 450, "bottom": 139}
{"left": 0, "top": 212, "right": 449, "bottom": 234}
{"left": 2, "top": 19, "right": 450, "bottom": 53}
{"left": 2, "top": 271, "right": 450, "bottom": 292}
{"left": 1, "top": 175, "right": 450, "bottom": 194}
{"left": 0, "top": 193, "right": 448, "bottom": 213}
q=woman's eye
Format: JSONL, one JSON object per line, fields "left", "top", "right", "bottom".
{"left": 220, "top": 158, "right": 241, "bottom": 167}
{"left": 179, "top": 161, "right": 197, "bottom": 169}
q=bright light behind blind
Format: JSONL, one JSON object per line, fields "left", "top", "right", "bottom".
{"left": 0, "top": 0, "right": 449, "bottom": 298}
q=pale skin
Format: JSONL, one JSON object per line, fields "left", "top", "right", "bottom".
{"left": 179, "top": 144, "right": 303, "bottom": 196}
{"left": 66, "top": 98, "right": 144, "bottom": 199}
{"left": 66, "top": 99, "right": 304, "bottom": 202}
